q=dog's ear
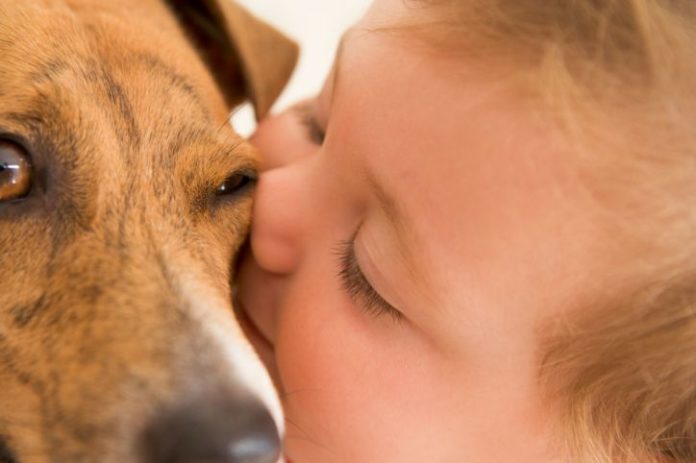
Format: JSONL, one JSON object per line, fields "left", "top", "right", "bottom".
{"left": 166, "top": 0, "right": 298, "bottom": 120}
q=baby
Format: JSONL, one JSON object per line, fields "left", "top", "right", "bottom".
{"left": 236, "top": 0, "right": 696, "bottom": 462}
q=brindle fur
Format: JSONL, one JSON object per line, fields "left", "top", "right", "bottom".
{"left": 0, "top": 1, "right": 297, "bottom": 461}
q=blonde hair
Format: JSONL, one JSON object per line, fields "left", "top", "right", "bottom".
{"left": 407, "top": 1, "right": 696, "bottom": 462}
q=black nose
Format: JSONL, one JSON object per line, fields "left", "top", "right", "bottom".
{"left": 142, "top": 392, "right": 281, "bottom": 463}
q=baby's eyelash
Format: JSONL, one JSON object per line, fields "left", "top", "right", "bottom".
{"left": 294, "top": 102, "right": 326, "bottom": 145}
{"left": 335, "top": 239, "right": 404, "bottom": 324}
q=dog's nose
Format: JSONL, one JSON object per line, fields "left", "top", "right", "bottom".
{"left": 142, "top": 393, "right": 281, "bottom": 463}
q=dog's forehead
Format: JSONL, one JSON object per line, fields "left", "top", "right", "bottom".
{"left": 0, "top": 0, "right": 258, "bottom": 256}
{"left": 0, "top": 0, "right": 248, "bottom": 164}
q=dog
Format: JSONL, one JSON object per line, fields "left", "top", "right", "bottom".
{"left": 0, "top": 1, "right": 297, "bottom": 462}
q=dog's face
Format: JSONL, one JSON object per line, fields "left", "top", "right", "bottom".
{"left": 0, "top": 1, "right": 297, "bottom": 462}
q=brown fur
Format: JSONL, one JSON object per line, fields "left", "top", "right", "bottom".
{"left": 0, "top": 0, "right": 297, "bottom": 461}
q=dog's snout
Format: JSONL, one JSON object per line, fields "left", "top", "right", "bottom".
{"left": 142, "top": 393, "right": 281, "bottom": 463}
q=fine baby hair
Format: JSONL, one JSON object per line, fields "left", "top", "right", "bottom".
{"left": 402, "top": 1, "right": 696, "bottom": 462}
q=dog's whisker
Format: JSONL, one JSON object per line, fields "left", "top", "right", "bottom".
{"left": 284, "top": 434, "right": 336, "bottom": 455}
{"left": 216, "top": 118, "right": 231, "bottom": 135}
{"left": 282, "top": 416, "right": 331, "bottom": 451}
{"left": 279, "top": 387, "right": 325, "bottom": 400}
{"left": 284, "top": 433, "right": 324, "bottom": 445}
{"left": 283, "top": 416, "right": 305, "bottom": 432}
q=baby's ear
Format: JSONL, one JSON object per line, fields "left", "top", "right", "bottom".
{"left": 166, "top": 0, "right": 299, "bottom": 120}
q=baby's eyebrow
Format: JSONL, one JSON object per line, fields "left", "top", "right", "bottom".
{"left": 331, "top": 29, "right": 354, "bottom": 99}
{"left": 368, "top": 173, "right": 406, "bottom": 235}
{"left": 335, "top": 32, "right": 349, "bottom": 72}
{"left": 365, "top": 171, "right": 429, "bottom": 289}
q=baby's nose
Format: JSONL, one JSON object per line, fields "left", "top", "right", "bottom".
{"left": 141, "top": 393, "right": 281, "bottom": 463}
{"left": 250, "top": 165, "right": 310, "bottom": 275}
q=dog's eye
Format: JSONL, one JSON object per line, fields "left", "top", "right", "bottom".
{"left": 215, "top": 170, "right": 257, "bottom": 198}
{"left": 0, "top": 140, "right": 33, "bottom": 202}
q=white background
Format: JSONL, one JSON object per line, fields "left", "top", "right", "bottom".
{"left": 232, "top": 0, "right": 372, "bottom": 135}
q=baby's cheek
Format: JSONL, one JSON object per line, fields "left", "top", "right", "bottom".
{"left": 273, "top": 294, "right": 401, "bottom": 460}
{"left": 273, "top": 287, "right": 454, "bottom": 461}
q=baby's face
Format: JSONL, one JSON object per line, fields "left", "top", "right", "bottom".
{"left": 237, "top": 0, "right": 616, "bottom": 461}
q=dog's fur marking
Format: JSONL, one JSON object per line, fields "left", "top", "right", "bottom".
{"left": 29, "top": 58, "right": 70, "bottom": 85}
{"left": 10, "top": 296, "right": 48, "bottom": 329}
{"left": 98, "top": 67, "right": 141, "bottom": 149}
{"left": 131, "top": 52, "right": 206, "bottom": 116}
{"left": 0, "top": 335, "right": 44, "bottom": 392}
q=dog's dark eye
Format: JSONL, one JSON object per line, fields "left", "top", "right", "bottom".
{"left": 215, "top": 170, "right": 256, "bottom": 198}
{"left": 0, "top": 140, "right": 33, "bottom": 202}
